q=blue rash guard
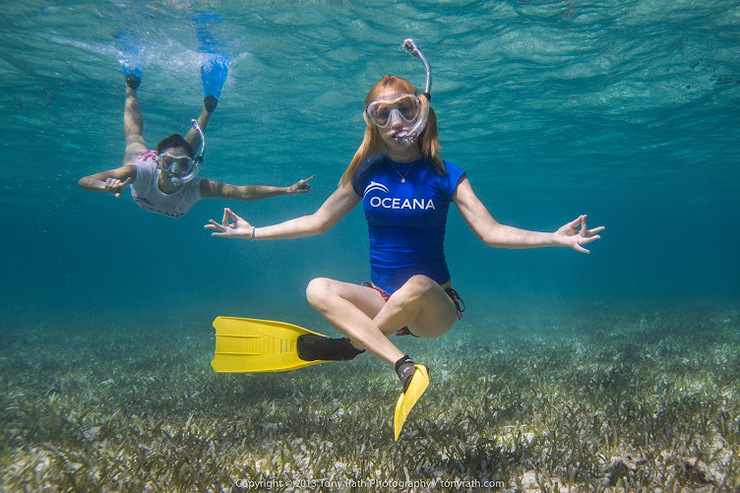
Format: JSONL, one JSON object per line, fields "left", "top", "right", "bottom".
{"left": 352, "top": 156, "right": 466, "bottom": 295}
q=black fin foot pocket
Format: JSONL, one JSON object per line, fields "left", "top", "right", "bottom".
{"left": 125, "top": 74, "right": 141, "bottom": 89}
{"left": 204, "top": 95, "right": 218, "bottom": 112}
{"left": 395, "top": 355, "right": 417, "bottom": 391}
{"left": 297, "top": 334, "right": 365, "bottom": 361}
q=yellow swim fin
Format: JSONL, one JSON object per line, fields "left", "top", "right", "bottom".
{"left": 211, "top": 316, "right": 330, "bottom": 373}
{"left": 393, "top": 364, "right": 429, "bottom": 440}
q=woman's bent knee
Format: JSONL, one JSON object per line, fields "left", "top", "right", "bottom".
{"left": 305, "top": 277, "right": 336, "bottom": 308}
{"left": 401, "top": 275, "right": 438, "bottom": 300}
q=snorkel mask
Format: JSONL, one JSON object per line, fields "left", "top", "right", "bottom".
{"left": 365, "top": 38, "right": 433, "bottom": 148}
{"left": 158, "top": 119, "right": 206, "bottom": 186}
{"left": 366, "top": 94, "right": 421, "bottom": 128}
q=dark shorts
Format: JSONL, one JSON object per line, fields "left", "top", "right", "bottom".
{"left": 361, "top": 281, "right": 466, "bottom": 337}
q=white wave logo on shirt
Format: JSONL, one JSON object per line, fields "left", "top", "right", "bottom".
{"left": 363, "top": 181, "right": 389, "bottom": 197}
{"left": 363, "top": 181, "right": 435, "bottom": 210}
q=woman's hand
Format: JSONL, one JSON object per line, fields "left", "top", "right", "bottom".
{"left": 205, "top": 208, "right": 255, "bottom": 239}
{"left": 554, "top": 215, "right": 605, "bottom": 253}
{"left": 103, "top": 177, "right": 133, "bottom": 197}
{"left": 287, "top": 175, "right": 315, "bottom": 194}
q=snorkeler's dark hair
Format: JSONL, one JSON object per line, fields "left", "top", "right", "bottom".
{"left": 156, "top": 134, "right": 194, "bottom": 157}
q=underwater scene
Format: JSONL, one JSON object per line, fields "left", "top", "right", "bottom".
{"left": 1, "top": 0, "right": 739, "bottom": 491}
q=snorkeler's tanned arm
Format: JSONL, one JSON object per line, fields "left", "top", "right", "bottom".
{"left": 78, "top": 166, "right": 137, "bottom": 197}
{"left": 452, "top": 176, "right": 604, "bottom": 254}
{"left": 199, "top": 175, "right": 315, "bottom": 202}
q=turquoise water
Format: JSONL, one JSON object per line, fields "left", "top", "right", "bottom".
{"left": 3, "top": 1, "right": 737, "bottom": 327}
{"left": 1, "top": 1, "right": 740, "bottom": 489}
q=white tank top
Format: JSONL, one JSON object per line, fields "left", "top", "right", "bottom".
{"left": 129, "top": 151, "right": 201, "bottom": 218}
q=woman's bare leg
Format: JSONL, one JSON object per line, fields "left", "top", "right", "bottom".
{"left": 184, "top": 104, "right": 213, "bottom": 151}
{"left": 374, "top": 275, "right": 458, "bottom": 339}
{"left": 306, "top": 278, "right": 401, "bottom": 363}
{"left": 305, "top": 275, "right": 458, "bottom": 365}
{"left": 122, "top": 85, "right": 148, "bottom": 165}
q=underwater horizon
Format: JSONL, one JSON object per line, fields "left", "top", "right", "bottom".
{"left": 1, "top": 0, "right": 739, "bottom": 490}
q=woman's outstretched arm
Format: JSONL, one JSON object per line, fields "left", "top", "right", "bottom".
{"left": 453, "top": 176, "right": 604, "bottom": 253}
{"left": 205, "top": 182, "right": 361, "bottom": 240}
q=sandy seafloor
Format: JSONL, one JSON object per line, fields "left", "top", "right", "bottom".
{"left": 2, "top": 299, "right": 738, "bottom": 492}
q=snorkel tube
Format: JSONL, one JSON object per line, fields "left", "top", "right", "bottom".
{"left": 396, "top": 38, "right": 432, "bottom": 147}
{"left": 170, "top": 119, "right": 205, "bottom": 186}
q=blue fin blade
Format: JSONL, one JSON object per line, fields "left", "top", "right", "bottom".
{"left": 115, "top": 29, "right": 143, "bottom": 78}
{"left": 194, "top": 13, "right": 230, "bottom": 99}
{"left": 200, "top": 53, "right": 229, "bottom": 99}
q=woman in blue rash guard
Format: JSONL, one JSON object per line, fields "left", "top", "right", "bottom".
{"left": 205, "top": 71, "right": 604, "bottom": 389}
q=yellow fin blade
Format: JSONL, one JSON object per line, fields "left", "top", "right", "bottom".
{"left": 393, "top": 364, "right": 429, "bottom": 440}
{"left": 211, "top": 316, "right": 328, "bottom": 373}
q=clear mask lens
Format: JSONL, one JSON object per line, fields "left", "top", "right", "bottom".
{"left": 158, "top": 152, "right": 194, "bottom": 176}
{"left": 366, "top": 94, "right": 420, "bottom": 128}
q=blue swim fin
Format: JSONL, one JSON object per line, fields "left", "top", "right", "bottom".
{"left": 201, "top": 53, "right": 229, "bottom": 100}
{"left": 194, "top": 13, "right": 229, "bottom": 110}
{"left": 116, "top": 30, "right": 143, "bottom": 88}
